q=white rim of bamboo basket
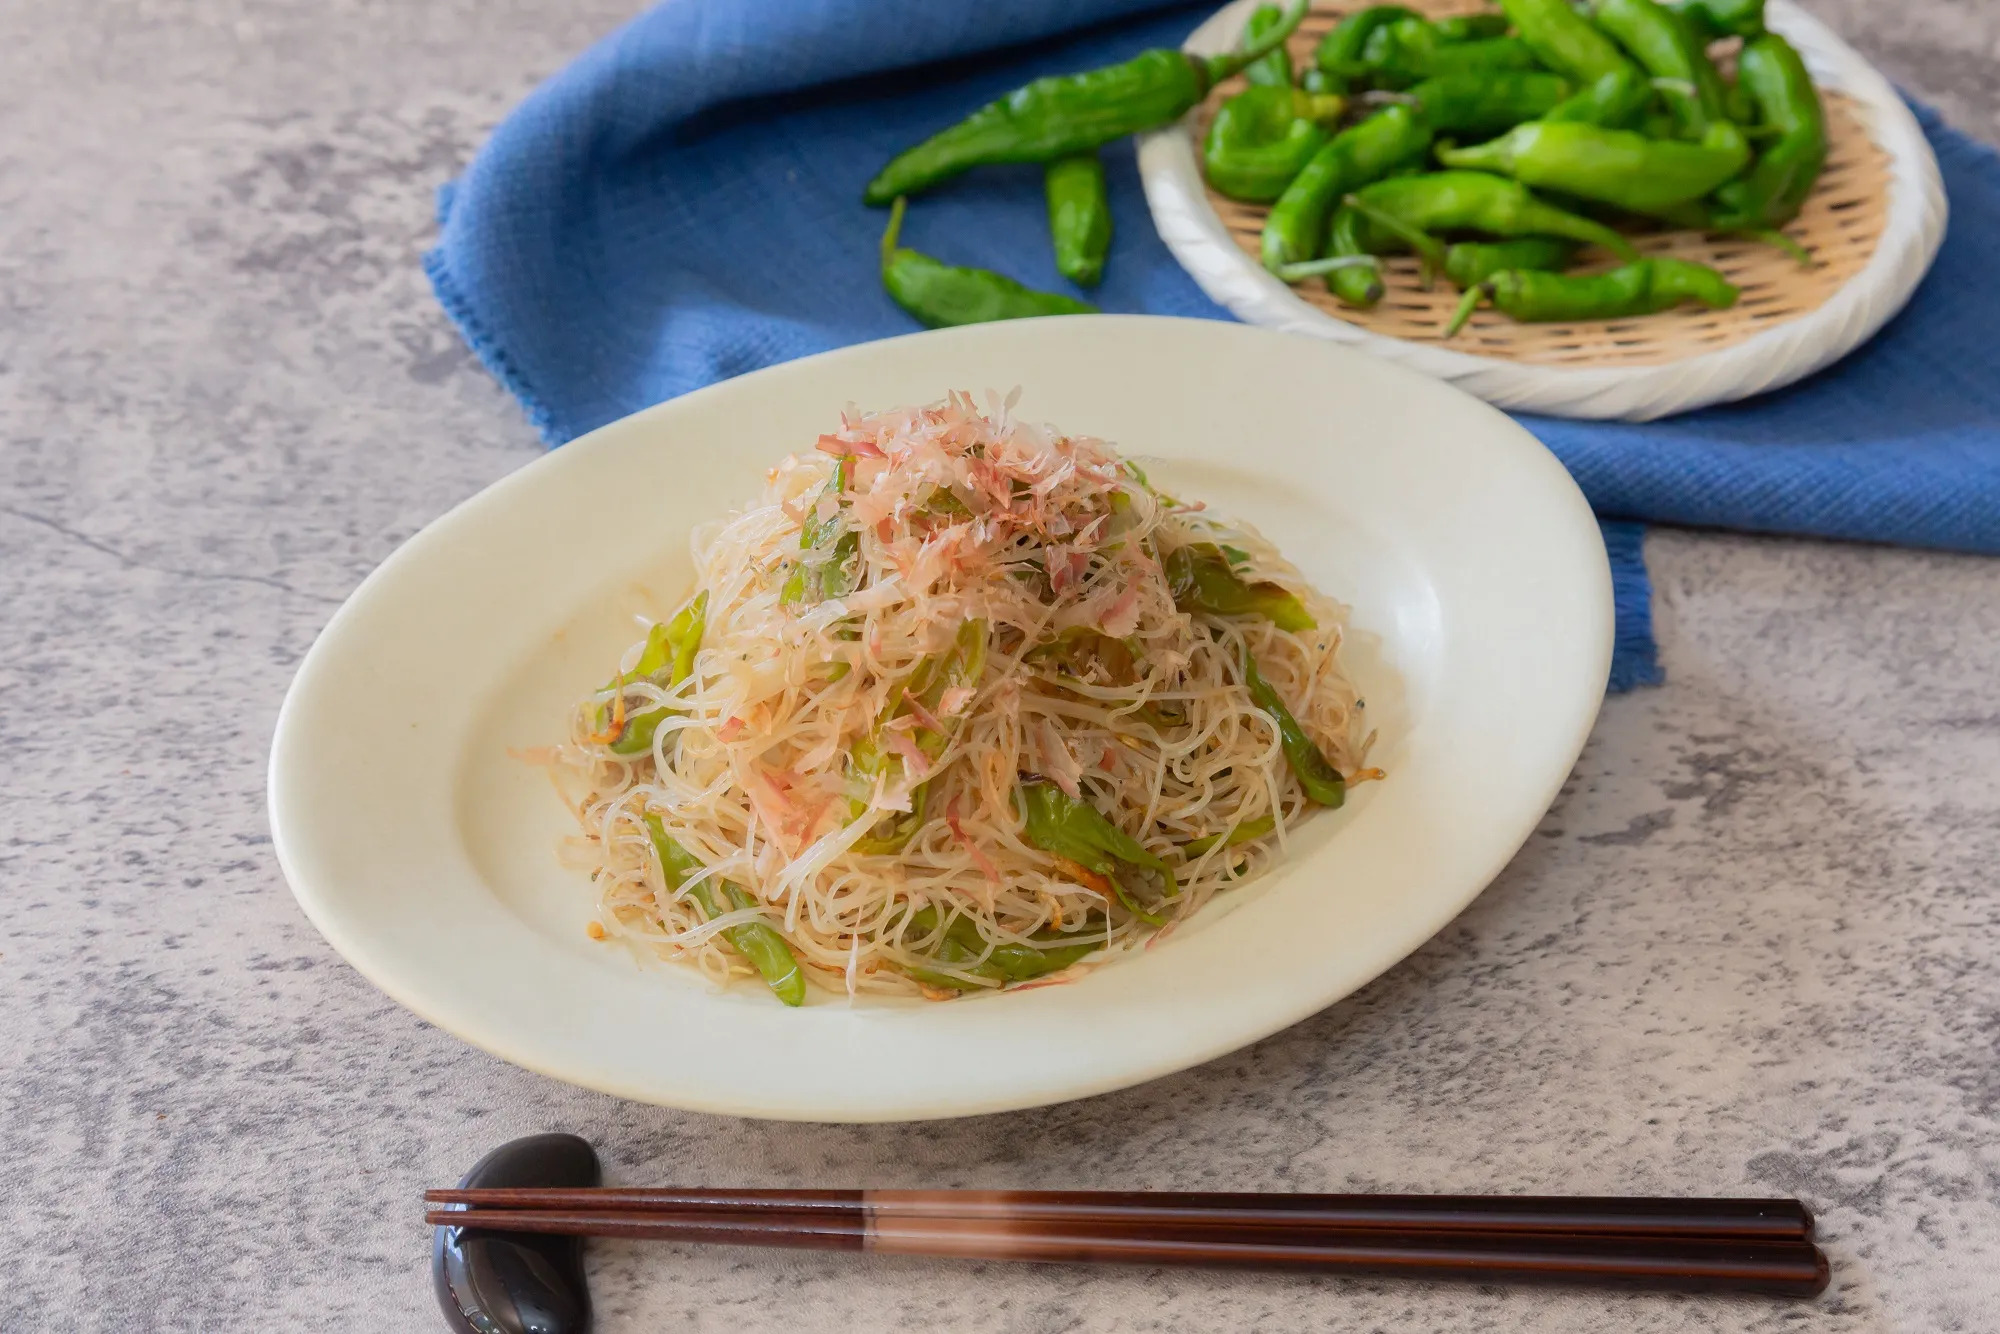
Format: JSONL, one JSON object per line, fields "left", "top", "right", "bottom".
{"left": 1136, "top": 0, "right": 1948, "bottom": 420}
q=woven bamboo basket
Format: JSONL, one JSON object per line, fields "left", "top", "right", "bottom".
{"left": 1138, "top": 0, "right": 1947, "bottom": 419}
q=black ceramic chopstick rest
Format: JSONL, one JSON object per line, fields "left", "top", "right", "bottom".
{"left": 433, "top": 1133, "right": 600, "bottom": 1334}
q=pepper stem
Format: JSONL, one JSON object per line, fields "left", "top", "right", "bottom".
{"left": 1197, "top": 0, "right": 1310, "bottom": 91}
{"left": 881, "top": 195, "right": 907, "bottom": 271}
{"left": 1445, "top": 284, "right": 1487, "bottom": 338}
{"left": 1275, "top": 255, "right": 1381, "bottom": 282}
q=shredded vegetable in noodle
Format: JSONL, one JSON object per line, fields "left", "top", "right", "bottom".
{"left": 549, "top": 391, "right": 1377, "bottom": 1004}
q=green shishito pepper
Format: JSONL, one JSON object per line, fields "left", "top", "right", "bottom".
{"left": 1357, "top": 21, "right": 1541, "bottom": 90}
{"left": 1500, "top": 0, "right": 1638, "bottom": 83}
{"left": 1593, "top": 0, "right": 1730, "bottom": 135}
{"left": 1312, "top": 5, "right": 1420, "bottom": 90}
{"left": 864, "top": 0, "right": 1308, "bottom": 204}
{"left": 1443, "top": 235, "right": 1579, "bottom": 287}
{"left": 1667, "top": 0, "right": 1764, "bottom": 43}
{"left": 895, "top": 904, "right": 1104, "bottom": 992}
{"left": 1350, "top": 171, "right": 1641, "bottom": 260}
{"left": 1335, "top": 194, "right": 1581, "bottom": 292}
{"left": 880, "top": 198, "right": 1096, "bottom": 328}
{"left": 1165, "top": 542, "right": 1316, "bottom": 631}
{"left": 848, "top": 619, "right": 989, "bottom": 855}
{"left": 1406, "top": 71, "right": 1573, "bottom": 140}
{"left": 1435, "top": 13, "right": 1514, "bottom": 42}
{"left": 1241, "top": 651, "right": 1346, "bottom": 809}
{"left": 1437, "top": 119, "right": 1750, "bottom": 217}
{"left": 1707, "top": 34, "right": 1825, "bottom": 230}
{"left": 1339, "top": 191, "right": 1447, "bottom": 288}
{"left": 1203, "top": 86, "right": 1347, "bottom": 202}
{"left": 644, "top": 816, "right": 805, "bottom": 1007}
{"left": 1015, "top": 780, "right": 1177, "bottom": 926}
{"left": 1044, "top": 153, "right": 1112, "bottom": 287}
{"left": 1316, "top": 203, "right": 1387, "bottom": 307}
{"left": 1543, "top": 67, "right": 1652, "bottom": 128}
{"left": 1261, "top": 104, "right": 1433, "bottom": 275}
{"left": 1447, "top": 256, "right": 1739, "bottom": 334}
{"left": 1241, "top": 2, "right": 1297, "bottom": 88}
{"left": 601, "top": 591, "right": 707, "bottom": 756}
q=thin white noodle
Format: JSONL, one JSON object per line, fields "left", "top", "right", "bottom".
{"left": 548, "top": 393, "right": 1372, "bottom": 1001}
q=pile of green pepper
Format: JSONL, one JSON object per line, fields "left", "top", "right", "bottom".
{"left": 860, "top": 0, "right": 1826, "bottom": 336}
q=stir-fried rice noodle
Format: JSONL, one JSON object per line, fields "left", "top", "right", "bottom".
{"left": 550, "top": 392, "right": 1372, "bottom": 1001}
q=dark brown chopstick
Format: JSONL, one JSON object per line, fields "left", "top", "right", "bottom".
{"left": 423, "top": 1188, "right": 1814, "bottom": 1243}
{"left": 423, "top": 1206, "right": 1829, "bottom": 1297}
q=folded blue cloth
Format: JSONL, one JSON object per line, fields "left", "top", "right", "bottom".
{"left": 427, "top": 0, "right": 2000, "bottom": 695}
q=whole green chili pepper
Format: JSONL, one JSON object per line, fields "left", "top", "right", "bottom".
{"left": 1260, "top": 104, "right": 1432, "bottom": 274}
{"left": 1444, "top": 235, "right": 1579, "bottom": 286}
{"left": 1543, "top": 67, "right": 1652, "bottom": 127}
{"left": 1500, "top": 0, "right": 1638, "bottom": 82}
{"left": 1447, "top": 255, "right": 1739, "bottom": 333}
{"left": 1318, "top": 204, "right": 1387, "bottom": 307}
{"left": 850, "top": 619, "right": 988, "bottom": 855}
{"left": 1435, "top": 12, "right": 1514, "bottom": 42}
{"left": 1016, "top": 780, "right": 1176, "bottom": 925}
{"left": 644, "top": 816, "right": 805, "bottom": 1006}
{"left": 1165, "top": 542, "right": 1316, "bottom": 631}
{"left": 1666, "top": 0, "right": 1764, "bottom": 43}
{"left": 1241, "top": 651, "right": 1346, "bottom": 809}
{"left": 1342, "top": 191, "right": 1447, "bottom": 287}
{"left": 1407, "top": 70, "right": 1573, "bottom": 138}
{"left": 607, "top": 592, "right": 708, "bottom": 755}
{"left": 1362, "top": 23, "right": 1542, "bottom": 89}
{"left": 1436, "top": 118, "right": 1749, "bottom": 214}
{"left": 1183, "top": 814, "right": 1278, "bottom": 856}
{"left": 1312, "top": 5, "right": 1420, "bottom": 89}
{"left": 1204, "top": 86, "right": 1347, "bottom": 202}
{"left": 880, "top": 198, "right": 1096, "bottom": 328}
{"left": 1707, "top": 33, "right": 1825, "bottom": 229}
{"left": 1044, "top": 153, "right": 1112, "bottom": 287}
{"left": 1351, "top": 170, "right": 1641, "bottom": 259}
{"left": 1241, "top": 2, "right": 1297, "bottom": 87}
{"left": 1593, "top": 0, "right": 1729, "bottom": 134}
{"left": 864, "top": 0, "right": 1308, "bottom": 204}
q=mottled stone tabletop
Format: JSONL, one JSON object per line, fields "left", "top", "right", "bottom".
{"left": 4, "top": 1, "right": 1998, "bottom": 1330}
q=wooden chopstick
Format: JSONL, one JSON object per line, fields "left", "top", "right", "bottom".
{"left": 422, "top": 1205, "right": 1829, "bottom": 1297}
{"left": 423, "top": 1188, "right": 1815, "bottom": 1243}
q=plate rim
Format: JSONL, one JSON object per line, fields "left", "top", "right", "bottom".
{"left": 1138, "top": 0, "right": 1949, "bottom": 421}
{"left": 268, "top": 315, "right": 1613, "bottom": 1121}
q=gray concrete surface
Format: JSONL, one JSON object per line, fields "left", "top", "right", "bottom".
{"left": 2, "top": 1, "right": 1997, "bottom": 1330}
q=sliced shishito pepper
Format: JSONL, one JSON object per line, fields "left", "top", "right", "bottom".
{"left": 894, "top": 905, "right": 1104, "bottom": 991}
{"left": 1241, "top": 650, "right": 1347, "bottom": 809}
{"left": 1015, "top": 779, "right": 1177, "bottom": 925}
{"left": 1182, "top": 814, "right": 1278, "bottom": 856}
{"left": 643, "top": 815, "right": 805, "bottom": 1006}
{"left": 598, "top": 591, "right": 707, "bottom": 755}
{"left": 848, "top": 619, "right": 989, "bottom": 854}
{"left": 1165, "top": 542, "right": 1316, "bottom": 632}
{"left": 783, "top": 456, "right": 861, "bottom": 605}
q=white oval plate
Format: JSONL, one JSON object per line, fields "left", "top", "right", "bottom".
{"left": 269, "top": 316, "right": 1611, "bottom": 1122}
{"left": 1140, "top": 0, "right": 1948, "bottom": 421}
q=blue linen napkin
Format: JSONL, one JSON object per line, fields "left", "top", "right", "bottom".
{"left": 426, "top": 0, "right": 2000, "bottom": 695}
